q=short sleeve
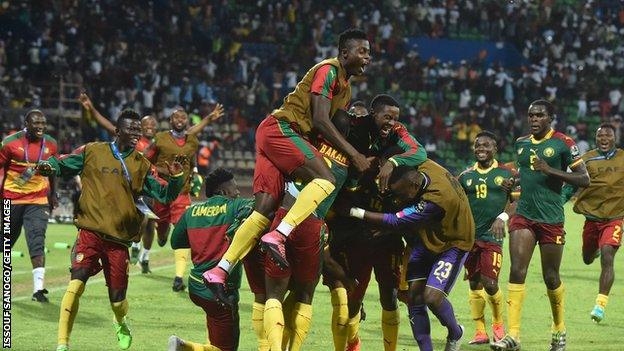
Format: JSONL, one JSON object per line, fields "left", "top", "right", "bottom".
{"left": 561, "top": 136, "right": 583, "bottom": 169}
{"left": 310, "top": 65, "right": 338, "bottom": 100}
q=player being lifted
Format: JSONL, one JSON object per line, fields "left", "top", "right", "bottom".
{"left": 491, "top": 100, "right": 589, "bottom": 351}
{"left": 143, "top": 104, "right": 224, "bottom": 291}
{"left": 458, "top": 131, "right": 515, "bottom": 345}
{"left": 168, "top": 168, "right": 253, "bottom": 351}
{"left": 347, "top": 161, "right": 474, "bottom": 351}
{"left": 203, "top": 29, "right": 373, "bottom": 301}
{"left": 561, "top": 123, "right": 623, "bottom": 323}
{"left": 39, "top": 110, "right": 185, "bottom": 351}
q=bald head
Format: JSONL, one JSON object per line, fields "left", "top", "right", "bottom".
{"left": 24, "top": 109, "right": 47, "bottom": 140}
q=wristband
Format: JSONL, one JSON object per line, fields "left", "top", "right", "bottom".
{"left": 192, "top": 167, "right": 199, "bottom": 173}
{"left": 349, "top": 207, "right": 366, "bottom": 219}
{"left": 497, "top": 212, "right": 510, "bottom": 222}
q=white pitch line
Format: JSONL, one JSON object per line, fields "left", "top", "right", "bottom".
{"left": 12, "top": 263, "right": 175, "bottom": 302}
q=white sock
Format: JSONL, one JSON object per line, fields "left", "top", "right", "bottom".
{"left": 217, "top": 259, "right": 233, "bottom": 273}
{"left": 139, "top": 249, "right": 150, "bottom": 262}
{"left": 131, "top": 242, "right": 141, "bottom": 249}
{"left": 32, "top": 267, "right": 45, "bottom": 292}
{"left": 276, "top": 221, "right": 294, "bottom": 237}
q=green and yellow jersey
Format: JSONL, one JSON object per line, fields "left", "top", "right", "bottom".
{"left": 562, "top": 148, "right": 624, "bottom": 221}
{"left": 459, "top": 160, "right": 515, "bottom": 245}
{"left": 46, "top": 142, "right": 184, "bottom": 244}
{"left": 171, "top": 196, "right": 254, "bottom": 302}
{"left": 515, "top": 129, "right": 582, "bottom": 224}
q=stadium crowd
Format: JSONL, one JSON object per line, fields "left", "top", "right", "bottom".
{"left": 1, "top": 0, "right": 624, "bottom": 172}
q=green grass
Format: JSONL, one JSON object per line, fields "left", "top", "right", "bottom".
{"left": 9, "top": 205, "right": 624, "bottom": 350}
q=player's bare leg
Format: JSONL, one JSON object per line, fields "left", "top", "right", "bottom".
{"left": 491, "top": 229, "right": 535, "bottom": 350}
{"left": 261, "top": 156, "right": 335, "bottom": 268}
{"left": 591, "top": 245, "right": 618, "bottom": 322}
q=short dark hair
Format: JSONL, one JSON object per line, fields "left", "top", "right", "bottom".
{"left": 116, "top": 109, "right": 141, "bottom": 127}
{"left": 475, "top": 130, "right": 498, "bottom": 144}
{"left": 351, "top": 100, "right": 366, "bottom": 108}
{"left": 598, "top": 123, "right": 617, "bottom": 133}
{"left": 389, "top": 165, "right": 417, "bottom": 185}
{"left": 204, "top": 168, "right": 234, "bottom": 197}
{"left": 529, "top": 99, "right": 555, "bottom": 117}
{"left": 338, "top": 28, "right": 368, "bottom": 52}
{"left": 371, "top": 94, "right": 400, "bottom": 113}
{"left": 25, "top": 109, "right": 45, "bottom": 122}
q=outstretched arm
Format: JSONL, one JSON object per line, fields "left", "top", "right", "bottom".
{"left": 348, "top": 200, "right": 444, "bottom": 229}
{"left": 186, "top": 103, "right": 225, "bottom": 137}
{"left": 79, "top": 93, "right": 116, "bottom": 136}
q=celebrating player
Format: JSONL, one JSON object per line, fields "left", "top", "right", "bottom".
{"left": 326, "top": 94, "right": 427, "bottom": 351}
{"left": 458, "top": 131, "right": 515, "bottom": 344}
{"left": 38, "top": 110, "right": 184, "bottom": 351}
{"left": 203, "top": 28, "right": 372, "bottom": 302}
{"left": 1, "top": 109, "right": 58, "bottom": 302}
{"left": 143, "top": 104, "right": 224, "bottom": 291}
{"left": 79, "top": 92, "right": 158, "bottom": 270}
{"left": 491, "top": 100, "right": 589, "bottom": 351}
{"left": 561, "top": 123, "right": 623, "bottom": 323}
{"left": 168, "top": 168, "right": 253, "bottom": 351}
{"left": 347, "top": 161, "right": 474, "bottom": 351}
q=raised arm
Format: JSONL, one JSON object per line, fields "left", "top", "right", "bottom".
{"left": 79, "top": 93, "right": 116, "bottom": 135}
{"left": 186, "top": 103, "right": 225, "bottom": 137}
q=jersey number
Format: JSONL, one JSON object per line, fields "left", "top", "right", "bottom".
{"left": 491, "top": 252, "right": 502, "bottom": 268}
{"left": 475, "top": 184, "right": 487, "bottom": 199}
{"left": 529, "top": 154, "right": 537, "bottom": 170}
{"left": 433, "top": 261, "right": 453, "bottom": 282}
{"left": 613, "top": 225, "right": 622, "bottom": 243}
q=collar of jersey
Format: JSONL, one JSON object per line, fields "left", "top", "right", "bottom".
{"left": 597, "top": 148, "right": 617, "bottom": 159}
{"left": 474, "top": 159, "right": 498, "bottom": 174}
{"left": 530, "top": 128, "right": 554, "bottom": 144}
{"left": 108, "top": 143, "right": 134, "bottom": 159}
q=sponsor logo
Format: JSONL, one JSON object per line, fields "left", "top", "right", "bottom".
{"left": 466, "top": 179, "right": 472, "bottom": 186}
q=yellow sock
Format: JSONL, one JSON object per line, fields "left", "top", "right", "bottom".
{"left": 174, "top": 248, "right": 190, "bottom": 278}
{"left": 252, "top": 303, "right": 270, "bottom": 351}
{"left": 399, "top": 246, "right": 411, "bottom": 291}
{"left": 507, "top": 283, "right": 526, "bottom": 340}
{"left": 290, "top": 303, "right": 312, "bottom": 351}
{"left": 57, "top": 279, "right": 85, "bottom": 346}
{"left": 223, "top": 211, "right": 270, "bottom": 263}
{"left": 281, "top": 178, "right": 335, "bottom": 228}
{"left": 486, "top": 289, "right": 504, "bottom": 325}
{"left": 111, "top": 299, "right": 129, "bottom": 324}
{"left": 381, "top": 308, "right": 400, "bottom": 351}
{"left": 282, "top": 292, "right": 297, "bottom": 350}
{"left": 547, "top": 283, "right": 566, "bottom": 332}
{"left": 176, "top": 339, "right": 221, "bottom": 351}
{"left": 331, "top": 288, "right": 349, "bottom": 351}
{"left": 346, "top": 311, "right": 361, "bottom": 344}
{"left": 469, "top": 289, "right": 487, "bottom": 333}
{"left": 596, "top": 293, "right": 609, "bottom": 309}
{"left": 263, "top": 298, "right": 284, "bottom": 351}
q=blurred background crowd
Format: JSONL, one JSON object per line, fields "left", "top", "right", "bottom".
{"left": 1, "top": 0, "right": 623, "bottom": 174}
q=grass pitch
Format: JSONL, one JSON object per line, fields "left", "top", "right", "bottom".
{"left": 8, "top": 205, "right": 624, "bottom": 350}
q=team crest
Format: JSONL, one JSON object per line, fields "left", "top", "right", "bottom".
{"left": 517, "top": 148, "right": 523, "bottom": 155}
{"left": 494, "top": 176, "right": 504, "bottom": 186}
{"left": 75, "top": 253, "right": 84, "bottom": 263}
{"left": 543, "top": 147, "right": 555, "bottom": 157}
{"left": 466, "top": 179, "right": 472, "bottom": 186}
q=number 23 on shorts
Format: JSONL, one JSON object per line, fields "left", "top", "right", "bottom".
{"left": 433, "top": 261, "right": 453, "bottom": 283}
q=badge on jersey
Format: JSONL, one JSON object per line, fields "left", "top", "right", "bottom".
{"left": 543, "top": 147, "right": 555, "bottom": 158}
{"left": 494, "top": 176, "right": 504, "bottom": 186}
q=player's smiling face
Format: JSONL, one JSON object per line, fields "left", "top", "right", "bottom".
{"left": 527, "top": 104, "right": 551, "bottom": 137}
{"left": 170, "top": 110, "right": 189, "bottom": 132}
{"left": 372, "top": 105, "right": 399, "bottom": 139}
{"left": 474, "top": 136, "right": 496, "bottom": 163}
{"left": 25, "top": 112, "right": 47, "bottom": 140}
{"left": 596, "top": 127, "right": 615, "bottom": 152}
{"left": 117, "top": 119, "right": 142, "bottom": 149}
{"left": 343, "top": 39, "right": 370, "bottom": 76}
